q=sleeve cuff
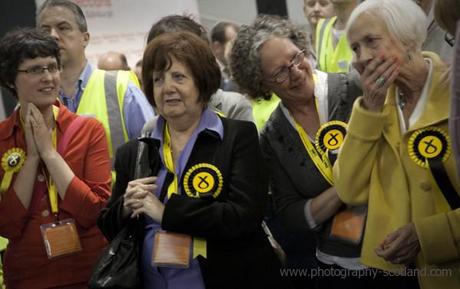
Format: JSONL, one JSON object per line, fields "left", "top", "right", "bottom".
{"left": 304, "top": 199, "right": 320, "bottom": 230}
{"left": 347, "top": 97, "right": 387, "bottom": 141}
{"left": 60, "top": 176, "right": 91, "bottom": 216}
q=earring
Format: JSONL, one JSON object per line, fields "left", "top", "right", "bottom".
{"left": 407, "top": 51, "right": 412, "bottom": 61}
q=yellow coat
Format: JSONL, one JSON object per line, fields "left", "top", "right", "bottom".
{"left": 334, "top": 52, "right": 460, "bottom": 289}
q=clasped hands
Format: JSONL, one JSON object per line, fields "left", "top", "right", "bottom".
{"left": 24, "top": 103, "right": 56, "bottom": 161}
{"left": 123, "top": 176, "right": 165, "bottom": 223}
{"left": 375, "top": 222, "right": 420, "bottom": 265}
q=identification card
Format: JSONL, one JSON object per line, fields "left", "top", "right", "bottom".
{"left": 152, "top": 231, "right": 191, "bottom": 268}
{"left": 40, "top": 219, "right": 82, "bottom": 259}
{"left": 330, "top": 206, "right": 367, "bottom": 244}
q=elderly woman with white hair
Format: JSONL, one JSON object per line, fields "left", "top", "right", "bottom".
{"left": 334, "top": 0, "right": 460, "bottom": 288}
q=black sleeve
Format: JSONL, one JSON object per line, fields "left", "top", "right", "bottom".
{"left": 97, "top": 140, "right": 138, "bottom": 241}
{"left": 259, "top": 132, "right": 311, "bottom": 233}
{"left": 161, "top": 122, "right": 268, "bottom": 241}
{"left": 327, "top": 72, "right": 362, "bottom": 122}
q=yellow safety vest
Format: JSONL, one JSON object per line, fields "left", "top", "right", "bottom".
{"left": 0, "top": 237, "right": 7, "bottom": 289}
{"left": 316, "top": 16, "right": 353, "bottom": 73}
{"left": 252, "top": 94, "right": 281, "bottom": 131}
{"left": 77, "top": 69, "right": 131, "bottom": 166}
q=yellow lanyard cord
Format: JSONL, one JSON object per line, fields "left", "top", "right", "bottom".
{"left": 47, "top": 106, "right": 59, "bottom": 214}
{"left": 292, "top": 73, "right": 333, "bottom": 185}
{"left": 292, "top": 95, "right": 334, "bottom": 185}
{"left": 293, "top": 119, "right": 334, "bottom": 186}
{"left": 162, "top": 125, "right": 179, "bottom": 199}
{"left": 162, "top": 124, "right": 207, "bottom": 259}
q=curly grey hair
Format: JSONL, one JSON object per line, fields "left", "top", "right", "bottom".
{"left": 229, "top": 15, "right": 310, "bottom": 100}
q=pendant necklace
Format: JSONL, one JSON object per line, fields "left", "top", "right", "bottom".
{"left": 397, "top": 89, "right": 407, "bottom": 110}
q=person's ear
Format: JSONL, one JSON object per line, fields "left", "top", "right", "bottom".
{"left": 82, "top": 31, "right": 90, "bottom": 48}
{"left": 211, "top": 41, "right": 222, "bottom": 54}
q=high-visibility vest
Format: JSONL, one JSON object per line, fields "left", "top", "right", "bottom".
{"left": 77, "top": 69, "right": 131, "bottom": 166}
{"left": 315, "top": 16, "right": 353, "bottom": 73}
{"left": 252, "top": 94, "right": 280, "bottom": 131}
{"left": 0, "top": 237, "right": 7, "bottom": 289}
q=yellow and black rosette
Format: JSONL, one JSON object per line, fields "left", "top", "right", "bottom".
{"left": 408, "top": 127, "right": 460, "bottom": 209}
{"left": 1, "top": 148, "right": 26, "bottom": 193}
{"left": 183, "top": 163, "right": 223, "bottom": 199}
{"left": 408, "top": 127, "right": 450, "bottom": 168}
{"left": 315, "top": 121, "right": 348, "bottom": 154}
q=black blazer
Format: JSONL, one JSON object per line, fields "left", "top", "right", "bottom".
{"left": 98, "top": 117, "right": 289, "bottom": 289}
{"left": 260, "top": 73, "right": 363, "bottom": 261}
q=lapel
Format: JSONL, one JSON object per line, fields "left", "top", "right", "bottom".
{"left": 408, "top": 52, "right": 450, "bottom": 133}
{"left": 382, "top": 87, "right": 402, "bottom": 151}
{"left": 268, "top": 106, "right": 331, "bottom": 193}
{"left": 381, "top": 52, "right": 450, "bottom": 147}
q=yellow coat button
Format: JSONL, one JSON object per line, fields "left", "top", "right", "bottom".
{"left": 420, "top": 181, "right": 432, "bottom": 191}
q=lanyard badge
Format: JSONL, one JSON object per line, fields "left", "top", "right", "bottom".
{"left": 40, "top": 218, "right": 82, "bottom": 259}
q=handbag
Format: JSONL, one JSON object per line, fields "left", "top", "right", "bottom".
{"left": 88, "top": 219, "right": 139, "bottom": 289}
{"left": 89, "top": 137, "right": 159, "bottom": 289}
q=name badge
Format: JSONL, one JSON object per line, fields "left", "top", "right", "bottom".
{"left": 40, "top": 219, "right": 82, "bottom": 259}
{"left": 152, "top": 231, "right": 191, "bottom": 268}
{"left": 329, "top": 206, "right": 367, "bottom": 244}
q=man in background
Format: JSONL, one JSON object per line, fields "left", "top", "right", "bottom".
{"left": 36, "top": 0, "right": 154, "bottom": 168}
{"left": 210, "top": 21, "right": 240, "bottom": 92}
{"left": 303, "top": 0, "right": 335, "bottom": 48}
{"left": 315, "top": 0, "right": 358, "bottom": 72}
{"left": 97, "top": 51, "right": 130, "bottom": 71}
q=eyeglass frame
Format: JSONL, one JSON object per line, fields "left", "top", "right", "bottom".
{"left": 444, "top": 33, "right": 455, "bottom": 47}
{"left": 17, "top": 63, "right": 61, "bottom": 76}
{"left": 265, "top": 49, "right": 307, "bottom": 84}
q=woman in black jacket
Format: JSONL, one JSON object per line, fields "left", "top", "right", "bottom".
{"left": 97, "top": 31, "right": 287, "bottom": 289}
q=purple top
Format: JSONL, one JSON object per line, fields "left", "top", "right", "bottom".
{"left": 450, "top": 21, "right": 460, "bottom": 177}
{"left": 59, "top": 62, "right": 155, "bottom": 139}
{"left": 142, "top": 108, "right": 223, "bottom": 289}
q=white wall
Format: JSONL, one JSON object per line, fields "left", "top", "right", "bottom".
{"left": 34, "top": 0, "right": 311, "bottom": 66}
{"left": 197, "top": 0, "right": 257, "bottom": 31}
{"left": 197, "top": 0, "right": 311, "bottom": 35}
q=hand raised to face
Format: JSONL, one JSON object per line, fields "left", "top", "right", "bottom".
{"left": 358, "top": 56, "right": 400, "bottom": 112}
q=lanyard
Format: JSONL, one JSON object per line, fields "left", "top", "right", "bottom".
{"left": 162, "top": 124, "right": 207, "bottom": 259}
{"left": 292, "top": 73, "right": 333, "bottom": 185}
{"left": 46, "top": 106, "right": 59, "bottom": 214}
{"left": 162, "top": 125, "right": 179, "bottom": 199}
{"left": 294, "top": 121, "right": 333, "bottom": 185}
{"left": 48, "top": 109, "right": 59, "bottom": 215}
{"left": 292, "top": 111, "right": 334, "bottom": 185}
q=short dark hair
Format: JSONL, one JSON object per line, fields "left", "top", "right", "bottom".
{"left": 210, "top": 21, "right": 239, "bottom": 44}
{"left": 146, "top": 14, "right": 209, "bottom": 44}
{"left": 142, "top": 31, "right": 221, "bottom": 107}
{"left": 37, "top": 0, "right": 88, "bottom": 33}
{"left": 0, "top": 27, "right": 60, "bottom": 96}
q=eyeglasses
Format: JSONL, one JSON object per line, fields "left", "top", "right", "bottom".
{"left": 267, "top": 49, "right": 306, "bottom": 84}
{"left": 17, "top": 63, "right": 60, "bottom": 76}
{"left": 444, "top": 33, "right": 455, "bottom": 47}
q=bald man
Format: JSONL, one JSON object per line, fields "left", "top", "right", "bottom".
{"left": 97, "top": 51, "right": 130, "bottom": 71}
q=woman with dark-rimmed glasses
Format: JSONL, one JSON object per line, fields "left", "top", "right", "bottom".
{"left": 230, "top": 15, "right": 373, "bottom": 289}
{"left": 0, "top": 28, "right": 111, "bottom": 289}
